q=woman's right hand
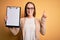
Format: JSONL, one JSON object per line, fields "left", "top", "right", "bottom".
{"left": 9, "top": 27, "right": 20, "bottom": 36}
{"left": 4, "top": 16, "right": 20, "bottom": 36}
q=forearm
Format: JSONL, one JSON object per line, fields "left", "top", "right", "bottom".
{"left": 40, "top": 23, "right": 46, "bottom": 35}
{"left": 40, "top": 17, "right": 46, "bottom": 35}
{"left": 35, "top": 33, "right": 40, "bottom": 40}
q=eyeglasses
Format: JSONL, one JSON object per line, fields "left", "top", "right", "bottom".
{"left": 27, "top": 7, "right": 34, "bottom": 10}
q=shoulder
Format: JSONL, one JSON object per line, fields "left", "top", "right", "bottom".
{"left": 20, "top": 17, "right": 26, "bottom": 21}
{"left": 20, "top": 18, "right": 25, "bottom": 21}
{"left": 20, "top": 17, "right": 26, "bottom": 24}
{"left": 35, "top": 18, "right": 40, "bottom": 23}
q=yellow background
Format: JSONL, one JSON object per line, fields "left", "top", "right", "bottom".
{"left": 0, "top": 0, "right": 60, "bottom": 40}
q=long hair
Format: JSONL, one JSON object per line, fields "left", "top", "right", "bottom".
{"left": 24, "top": 2, "right": 36, "bottom": 17}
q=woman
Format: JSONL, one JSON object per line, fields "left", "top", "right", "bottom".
{"left": 5, "top": 2, "right": 47, "bottom": 40}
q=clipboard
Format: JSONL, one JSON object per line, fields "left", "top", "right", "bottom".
{"left": 6, "top": 6, "right": 21, "bottom": 27}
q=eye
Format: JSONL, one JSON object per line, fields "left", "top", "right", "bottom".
{"left": 27, "top": 7, "right": 34, "bottom": 9}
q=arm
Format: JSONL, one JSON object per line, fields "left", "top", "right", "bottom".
{"left": 40, "top": 11, "right": 47, "bottom": 35}
{"left": 40, "top": 17, "right": 46, "bottom": 35}
{"left": 35, "top": 19, "right": 40, "bottom": 40}
{"left": 4, "top": 16, "right": 20, "bottom": 36}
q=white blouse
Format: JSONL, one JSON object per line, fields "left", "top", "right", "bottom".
{"left": 23, "top": 17, "right": 36, "bottom": 40}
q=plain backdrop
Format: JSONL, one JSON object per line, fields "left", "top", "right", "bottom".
{"left": 0, "top": 0, "right": 60, "bottom": 40}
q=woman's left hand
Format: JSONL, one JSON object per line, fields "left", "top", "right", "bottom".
{"left": 41, "top": 10, "right": 47, "bottom": 22}
{"left": 40, "top": 10, "right": 47, "bottom": 35}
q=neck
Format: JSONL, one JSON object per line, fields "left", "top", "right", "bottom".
{"left": 27, "top": 16, "right": 34, "bottom": 18}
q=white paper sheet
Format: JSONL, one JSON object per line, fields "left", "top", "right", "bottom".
{"left": 6, "top": 6, "right": 20, "bottom": 26}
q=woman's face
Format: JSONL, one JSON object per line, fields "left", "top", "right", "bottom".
{"left": 26, "top": 3, "right": 34, "bottom": 17}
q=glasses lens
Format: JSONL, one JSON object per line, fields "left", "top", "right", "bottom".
{"left": 27, "top": 7, "right": 34, "bottom": 9}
